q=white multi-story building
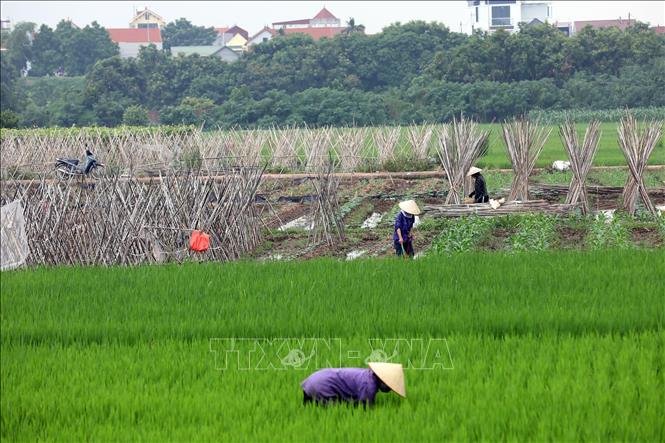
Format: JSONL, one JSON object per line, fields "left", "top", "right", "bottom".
{"left": 466, "top": 0, "right": 552, "bottom": 34}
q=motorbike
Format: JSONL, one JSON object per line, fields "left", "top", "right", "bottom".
{"left": 54, "top": 149, "right": 105, "bottom": 179}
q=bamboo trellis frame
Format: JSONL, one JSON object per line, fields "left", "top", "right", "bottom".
{"left": 0, "top": 165, "right": 265, "bottom": 267}
{"left": 407, "top": 123, "right": 433, "bottom": 161}
{"left": 372, "top": 126, "right": 401, "bottom": 166}
{"left": 559, "top": 120, "right": 601, "bottom": 214}
{"left": 617, "top": 114, "right": 663, "bottom": 215}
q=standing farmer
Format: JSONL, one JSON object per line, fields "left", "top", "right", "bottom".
{"left": 394, "top": 200, "right": 421, "bottom": 258}
{"left": 467, "top": 166, "right": 489, "bottom": 203}
{"left": 301, "top": 362, "right": 406, "bottom": 407}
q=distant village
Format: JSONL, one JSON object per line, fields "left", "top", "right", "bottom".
{"left": 2, "top": 1, "right": 664, "bottom": 64}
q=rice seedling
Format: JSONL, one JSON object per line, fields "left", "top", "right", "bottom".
{"left": 2, "top": 249, "right": 663, "bottom": 442}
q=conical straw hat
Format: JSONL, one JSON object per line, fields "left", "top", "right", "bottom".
{"left": 398, "top": 200, "right": 421, "bottom": 215}
{"left": 466, "top": 166, "right": 482, "bottom": 177}
{"left": 368, "top": 362, "right": 406, "bottom": 397}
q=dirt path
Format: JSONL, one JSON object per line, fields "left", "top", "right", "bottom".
{"left": 5, "top": 165, "right": 664, "bottom": 186}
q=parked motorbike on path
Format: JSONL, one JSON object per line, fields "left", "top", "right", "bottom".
{"left": 54, "top": 149, "right": 105, "bottom": 179}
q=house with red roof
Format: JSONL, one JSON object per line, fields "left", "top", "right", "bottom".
{"left": 573, "top": 18, "right": 636, "bottom": 34}
{"left": 107, "top": 28, "right": 162, "bottom": 58}
{"left": 247, "top": 26, "right": 277, "bottom": 46}
{"left": 213, "top": 25, "right": 249, "bottom": 46}
{"left": 270, "top": 7, "right": 346, "bottom": 41}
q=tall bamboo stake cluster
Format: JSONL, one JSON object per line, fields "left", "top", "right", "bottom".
{"left": 302, "top": 127, "right": 336, "bottom": 172}
{"left": 373, "top": 126, "right": 401, "bottom": 166}
{"left": 336, "top": 127, "right": 368, "bottom": 172}
{"left": 559, "top": 120, "right": 601, "bottom": 214}
{"left": 407, "top": 124, "right": 433, "bottom": 161}
{"left": 502, "top": 118, "right": 551, "bottom": 201}
{"left": 617, "top": 114, "right": 663, "bottom": 215}
{"left": 435, "top": 117, "right": 490, "bottom": 204}
{"left": 0, "top": 166, "right": 264, "bottom": 267}
{"left": 308, "top": 159, "right": 345, "bottom": 247}
{"left": 267, "top": 125, "right": 300, "bottom": 170}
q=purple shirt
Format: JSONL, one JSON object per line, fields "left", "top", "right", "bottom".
{"left": 301, "top": 368, "right": 379, "bottom": 403}
{"left": 393, "top": 211, "right": 415, "bottom": 242}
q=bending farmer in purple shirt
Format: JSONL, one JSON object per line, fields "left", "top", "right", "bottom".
{"left": 394, "top": 200, "right": 421, "bottom": 258}
{"left": 301, "top": 362, "right": 406, "bottom": 407}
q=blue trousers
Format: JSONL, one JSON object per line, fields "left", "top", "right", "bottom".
{"left": 394, "top": 240, "right": 414, "bottom": 257}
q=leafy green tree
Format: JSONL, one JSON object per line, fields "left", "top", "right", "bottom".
{"left": 85, "top": 57, "right": 145, "bottom": 125}
{"left": 0, "top": 52, "right": 18, "bottom": 110}
{"left": 63, "top": 22, "right": 118, "bottom": 75}
{"left": 0, "top": 110, "right": 19, "bottom": 128}
{"left": 122, "top": 105, "right": 150, "bottom": 125}
{"left": 161, "top": 18, "right": 217, "bottom": 50}
{"left": 160, "top": 97, "right": 216, "bottom": 126}
{"left": 343, "top": 18, "right": 366, "bottom": 35}
{"left": 29, "top": 25, "right": 63, "bottom": 76}
{"left": 3, "top": 22, "right": 36, "bottom": 75}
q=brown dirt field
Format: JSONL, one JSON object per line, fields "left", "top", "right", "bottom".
{"left": 556, "top": 226, "right": 588, "bottom": 249}
{"left": 631, "top": 227, "right": 663, "bottom": 248}
{"left": 263, "top": 203, "right": 309, "bottom": 229}
{"left": 476, "top": 227, "right": 515, "bottom": 251}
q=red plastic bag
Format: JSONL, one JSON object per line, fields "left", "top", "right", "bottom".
{"left": 189, "top": 230, "right": 210, "bottom": 252}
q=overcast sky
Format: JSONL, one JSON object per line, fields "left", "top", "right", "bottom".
{"left": 3, "top": 1, "right": 664, "bottom": 34}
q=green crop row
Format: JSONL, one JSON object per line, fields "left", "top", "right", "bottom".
{"left": 422, "top": 213, "right": 663, "bottom": 254}
{"left": 0, "top": 124, "right": 197, "bottom": 139}
{"left": 529, "top": 107, "right": 665, "bottom": 124}
{"left": 2, "top": 332, "right": 662, "bottom": 442}
{"left": 3, "top": 250, "right": 663, "bottom": 343}
{"left": 510, "top": 214, "right": 557, "bottom": 252}
{"left": 1, "top": 250, "right": 663, "bottom": 441}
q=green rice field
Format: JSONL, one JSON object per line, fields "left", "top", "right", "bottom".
{"left": 2, "top": 249, "right": 664, "bottom": 441}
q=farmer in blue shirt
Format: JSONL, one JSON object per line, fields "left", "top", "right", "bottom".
{"left": 394, "top": 200, "right": 421, "bottom": 258}
{"left": 301, "top": 362, "right": 406, "bottom": 407}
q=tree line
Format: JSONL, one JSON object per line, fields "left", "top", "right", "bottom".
{"left": 1, "top": 19, "right": 664, "bottom": 128}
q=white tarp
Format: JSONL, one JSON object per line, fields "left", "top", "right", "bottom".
{"left": 1, "top": 200, "right": 30, "bottom": 271}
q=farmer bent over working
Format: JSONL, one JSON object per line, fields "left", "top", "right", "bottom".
{"left": 301, "top": 362, "right": 405, "bottom": 407}
{"left": 394, "top": 200, "right": 421, "bottom": 258}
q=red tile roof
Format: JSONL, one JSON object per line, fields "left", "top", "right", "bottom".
{"left": 273, "top": 18, "right": 310, "bottom": 26}
{"left": 651, "top": 26, "right": 665, "bottom": 34}
{"left": 574, "top": 19, "right": 635, "bottom": 33}
{"left": 249, "top": 26, "right": 277, "bottom": 42}
{"left": 282, "top": 27, "right": 345, "bottom": 40}
{"left": 107, "top": 28, "right": 162, "bottom": 43}
{"left": 216, "top": 26, "right": 248, "bottom": 39}
{"left": 313, "top": 7, "right": 336, "bottom": 20}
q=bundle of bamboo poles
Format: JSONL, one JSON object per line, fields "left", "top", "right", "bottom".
{"left": 423, "top": 200, "right": 581, "bottom": 218}
{"left": 559, "top": 120, "right": 601, "bottom": 214}
{"left": 308, "top": 159, "right": 345, "bottom": 247}
{"left": 0, "top": 166, "right": 265, "bottom": 267}
{"left": 435, "top": 117, "right": 490, "bottom": 204}
{"left": 617, "top": 114, "right": 663, "bottom": 215}
{"left": 502, "top": 118, "right": 551, "bottom": 201}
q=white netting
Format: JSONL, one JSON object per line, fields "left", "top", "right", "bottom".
{"left": 1, "top": 200, "right": 29, "bottom": 271}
